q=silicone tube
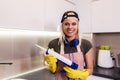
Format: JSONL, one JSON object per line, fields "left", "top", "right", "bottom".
{"left": 35, "top": 44, "right": 78, "bottom": 69}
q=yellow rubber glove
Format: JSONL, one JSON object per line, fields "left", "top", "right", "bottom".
{"left": 45, "top": 48, "right": 57, "bottom": 73}
{"left": 63, "top": 66, "right": 89, "bottom": 80}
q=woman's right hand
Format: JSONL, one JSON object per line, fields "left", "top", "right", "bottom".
{"left": 45, "top": 49, "right": 57, "bottom": 73}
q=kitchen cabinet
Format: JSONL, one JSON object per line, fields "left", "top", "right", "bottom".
{"left": 92, "top": 0, "right": 120, "bottom": 33}
{"left": 44, "top": 0, "right": 78, "bottom": 31}
{"left": 0, "top": 0, "right": 77, "bottom": 31}
{"left": 0, "top": 0, "right": 44, "bottom": 31}
{"left": 44, "top": 0, "right": 92, "bottom": 33}
{"left": 0, "top": 0, "right": 92, "bottom": 32}
{"left": 77, "top": 0, "right": 92, "bottom": 33}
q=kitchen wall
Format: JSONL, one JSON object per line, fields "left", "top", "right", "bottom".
{"left": 0, "top": 29, "right": 59, "bottom": 79}
{"left": 93, "top": 33, "right": 120, "bottom": 67}
{"left": 0, "top": 29, "right": 92, "bottom": 79}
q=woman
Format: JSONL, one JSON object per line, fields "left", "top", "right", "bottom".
{"left": 45, "top": 11, "right": 93, "bottom": 80}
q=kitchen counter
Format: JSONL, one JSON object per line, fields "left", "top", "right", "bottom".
{"left": 93, "top": 66, "right": 120, "bottom": 80}
{"left": 4, "top": 66, "right": 120, "bottom": 80}
{"left": 4, "top": 67, "right": 55, "bottom": 80}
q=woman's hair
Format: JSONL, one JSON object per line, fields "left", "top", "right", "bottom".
{"left": 59, "top": 11, "right": 82, "bottom": 54}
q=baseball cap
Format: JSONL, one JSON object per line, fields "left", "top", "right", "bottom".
{"left": 61, "top": 11, "right": 79, "bottom": 23}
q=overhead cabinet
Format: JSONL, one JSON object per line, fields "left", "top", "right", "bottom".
{"left": 0, "top": 0, "right": 44, "bottom": 31}
{"left": 92, "top": 0, "right": 120, "bottom": 33}
{"left": 77, "top": 0, "right": 92, "bottom": 33}
{"left": 0, "top": 0, "right": 78, "bottom": 31}
{"left": 0, "top": 0, "right": 92, "bottom": 32}
{"left": 44, "top": 0, "right": 78, "bottom": 31}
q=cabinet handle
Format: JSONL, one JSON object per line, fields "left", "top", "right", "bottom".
{"left": 0, "top": 62, "right": 13, "bottom": 65}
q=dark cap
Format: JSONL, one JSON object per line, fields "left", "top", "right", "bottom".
{"left": 61, "top": 11, "right": 79, "bottom": 23}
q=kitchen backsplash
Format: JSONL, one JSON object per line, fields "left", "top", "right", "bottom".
{"left": 0, "top": 29, "right": 92, "bottom": 79}
{"left": 93, "top": 33, "right": 120, "bottom": 67}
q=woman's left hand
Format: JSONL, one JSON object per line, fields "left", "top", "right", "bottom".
{"left": 63, "top": 66, "right": 89, "bottom": 79}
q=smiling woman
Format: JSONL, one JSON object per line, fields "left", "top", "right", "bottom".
{"left": 45, "top": 11, "right": 93, "bottom": 80}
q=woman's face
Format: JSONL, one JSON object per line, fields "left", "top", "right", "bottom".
{"left": 62, "top": 19, "right": 79, "bottom": 39}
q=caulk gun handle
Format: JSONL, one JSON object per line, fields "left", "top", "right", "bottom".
{"left": 46, "top": 48, "right": 49, "bottom": 55}
{"left": 46, "top": 48, "right": 54, "bottom": 55}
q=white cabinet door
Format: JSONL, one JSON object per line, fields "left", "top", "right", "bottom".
{"left": 112, "top": 0, "right": 120, "bottom": 31}
{"left": 77, "top": 0, "right": 92, "bottom": 33}
{"left": 0, "top": 0, "right": 92, "bottom": 32}
{"left": 44, "top": 0, "right": 92, "bottom": 33}
{"left": 44, "top": 0, "right": 78, "bottom": 31}
{"left": 92, "top": 0, "right": 120, "bottom": 33}
{"left": 92, "top": 0, "right": 113, "bottom": 33}
{"left": 0, "top": 0, "right": 44, "bottom": 31}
